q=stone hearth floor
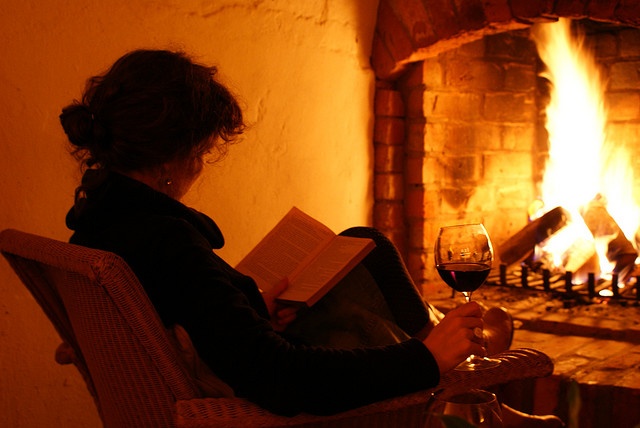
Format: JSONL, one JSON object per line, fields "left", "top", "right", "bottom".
{"left": 428, "top": 285, "right": 640, "bottom": 427}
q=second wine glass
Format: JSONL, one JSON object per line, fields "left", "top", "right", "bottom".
{"left": 435, "top": 223, "right": 500, "bottom": 371}
{"left": 424, "top": 389, "right": 504, "bottom": 428}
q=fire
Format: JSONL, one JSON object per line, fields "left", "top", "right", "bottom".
{"left": 533, "top": 18, "right": 606, "bottom": 209}
{"left": 531, "top": 18, "right": 640, "bottom": 284}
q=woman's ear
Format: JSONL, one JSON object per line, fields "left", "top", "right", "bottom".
{"left": 154, "top": 157, "right": 202, "bottom": 200}
{"left": 157, "top": 163, "right": 173, "bottom": 187}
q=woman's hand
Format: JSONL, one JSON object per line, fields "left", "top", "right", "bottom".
{"left": 261, "top": 278, "right": 299, "bottom": 332}
{"left": 422, "top": 301, "right": 486, "bottom": 374}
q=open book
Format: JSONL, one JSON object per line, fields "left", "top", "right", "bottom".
{"left": 235, "top": 207, "right": 375, "bottom": 307}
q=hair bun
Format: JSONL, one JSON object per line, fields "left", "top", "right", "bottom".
{"left": 60, "top": 103, "right": 97, "bottom": 149}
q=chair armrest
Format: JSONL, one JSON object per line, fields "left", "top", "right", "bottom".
{"left": 438, "top": 348, "right": 554, "bottom": 392}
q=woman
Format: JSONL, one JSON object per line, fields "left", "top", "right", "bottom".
{"left": 60, "top": 49, "right": 561, "bottom": 426}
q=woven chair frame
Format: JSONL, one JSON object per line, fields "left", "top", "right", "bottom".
{"left": 0, "top": 228, "right": 554, "bottom": 428}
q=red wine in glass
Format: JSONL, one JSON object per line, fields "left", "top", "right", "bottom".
{"left": 435, "top": 224, "right": 500, "bottom": 371}
{"left": 436, "top": 262, "right": 491, "bottom": 301}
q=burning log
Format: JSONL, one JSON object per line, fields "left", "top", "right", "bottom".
{"left": 579, "top": 195, "right": 638, "bottom": 282}
{"left": 498, "top": 206, "right": 571, "bottom": 266}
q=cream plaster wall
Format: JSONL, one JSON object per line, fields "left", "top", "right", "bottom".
{"left": 0, "top": 1, "right": 379, "bottom": 426}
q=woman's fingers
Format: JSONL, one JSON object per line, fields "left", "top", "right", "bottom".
{"left": 262, "top": 278, "right": 289, "bottom": 314}
{"left": 447, "top": 301, "right": 483, "bottom": 318}
{"left": 270, "top": 278, "right": 289, "bottom": 296}
{"left": 261, "top": 278, "right": 300, "bottom": 331}
{"left": 276, "top": 306, "right": 298, "bottom": 324}
{"left": 422, "top": 302, "right": 487, "bottom": 373}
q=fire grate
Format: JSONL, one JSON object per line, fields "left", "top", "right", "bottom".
{"left": 485, "top": 264, "right": 640, "bottom": 304}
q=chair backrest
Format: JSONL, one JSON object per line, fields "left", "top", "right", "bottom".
{"left": 0, "top": 228, "right": 201, "bottom": 428}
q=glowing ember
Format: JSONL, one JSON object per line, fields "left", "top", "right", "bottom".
{"left": 531, "top": 18, "right": 640, "bottom": 280}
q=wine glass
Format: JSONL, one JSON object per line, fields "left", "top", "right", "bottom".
{"left": 435, "top": 223, "right": 500, "bottom": 371}
{"left": 423, "top": 389, "right": 504, "bottom": 428}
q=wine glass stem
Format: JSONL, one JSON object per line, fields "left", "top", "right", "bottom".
{"left": 463, "top": 291, "right": 472, "bottom": 303}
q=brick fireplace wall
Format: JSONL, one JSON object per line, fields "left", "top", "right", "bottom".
{"left": 371, "top": 0, "right": 640, "bottom": 293}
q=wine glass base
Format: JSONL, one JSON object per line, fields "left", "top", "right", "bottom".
{"left": 454, "top": 356, "right": 501, "bottom": 371}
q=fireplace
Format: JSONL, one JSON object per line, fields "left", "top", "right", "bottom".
{"left": 371, "top": 0, "right": 640, "bottom": 295}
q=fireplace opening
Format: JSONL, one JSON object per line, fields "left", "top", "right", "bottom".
{"left": 492, "top": 18, "right": 640, "bottom": 304}
{"left": 373, "top": 13, "right": 640, "bottom": 298}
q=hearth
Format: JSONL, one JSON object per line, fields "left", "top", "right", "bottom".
{"left": 429, "top": 281, "right": 640, "bottom": 428}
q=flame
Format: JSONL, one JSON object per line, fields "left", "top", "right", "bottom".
{"left": 533, "top": 18, "right": 606, "bottom": 209}
{"left": 532, "top": 18, "right": 640, "bottom": 280}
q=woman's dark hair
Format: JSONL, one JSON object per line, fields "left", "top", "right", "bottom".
{"left": 60, "top": 49, "right": 245, "bottom": 172}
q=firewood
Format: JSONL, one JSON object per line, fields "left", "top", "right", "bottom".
{"left": 498, "top": 206, "right": 571, "bottom": 266}
{"left": 580, "top": 196, "right": 637, "bottom": 281}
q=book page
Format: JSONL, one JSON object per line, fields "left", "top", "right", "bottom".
{"left": 235, "top": 207, "right": 335, "bottom": 293}
{"left": 277, "top": 236, "right": 376, "bottom": 306}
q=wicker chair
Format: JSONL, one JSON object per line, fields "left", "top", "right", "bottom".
{"left": 0, "top": 228, "right": 554, "bottom": 428}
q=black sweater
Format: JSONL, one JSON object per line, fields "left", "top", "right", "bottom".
{"left": 66, "top": 171, "right": 440, "bottom": 415}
